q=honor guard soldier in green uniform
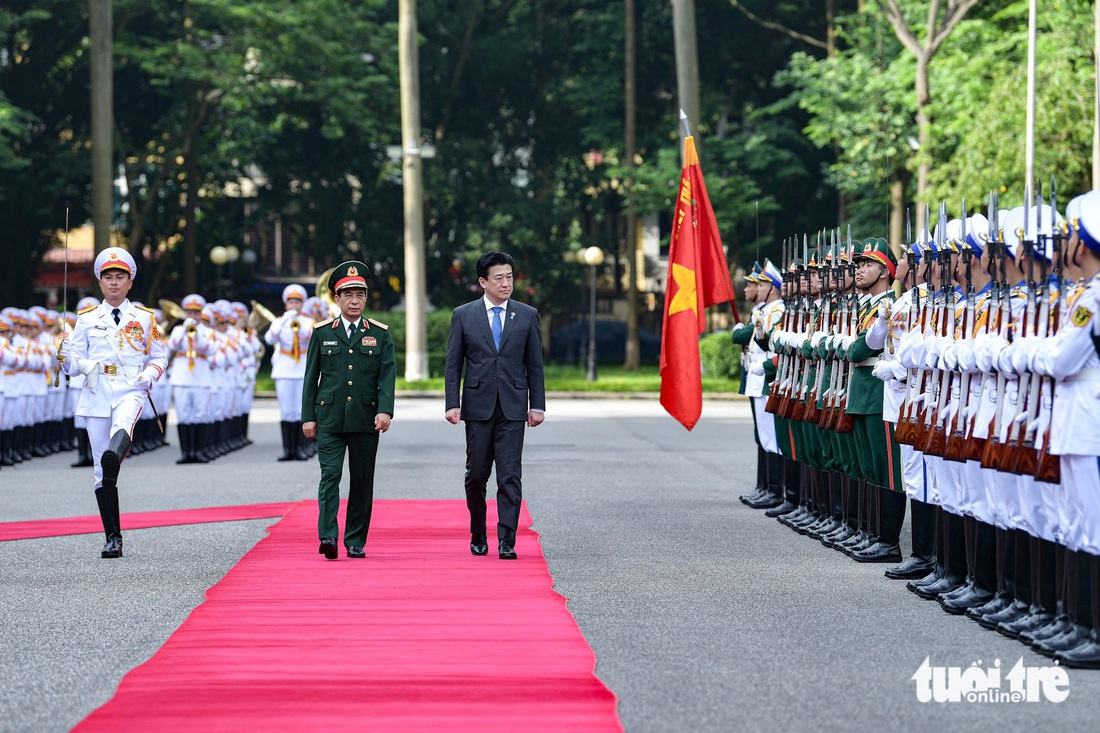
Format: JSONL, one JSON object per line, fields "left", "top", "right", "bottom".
{"left": 301, "top": 261, "right": 396, "bottom": 560}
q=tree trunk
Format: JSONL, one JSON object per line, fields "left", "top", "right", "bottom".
{"left": 623, "top": 0, "right": 639, "bottom": 370}
{"left": 915, "top": 55, "right": 931, "bottom": 233}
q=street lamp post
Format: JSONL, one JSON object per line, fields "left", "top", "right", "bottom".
{"left": 209, "top": 245, "right": 228, "bottom": 299}
{"left": 580, "top": 246, "right": 604, "bottom": 382}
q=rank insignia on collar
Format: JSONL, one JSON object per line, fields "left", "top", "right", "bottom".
{"left": 1072, "top": 305, "right": 1094, "bottom": 328}
{"left": 362, "top": 336, "right": 377, "bottom": 347}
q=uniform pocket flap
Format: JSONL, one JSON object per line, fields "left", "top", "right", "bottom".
{"left": 514, "top": 377, "right": 527, "bottom": 389}
{"left": 466, "top": 376, "right": 479, "bottom": 388}
{"left": 317, "top": 392, "right": 334, "bottom": 406}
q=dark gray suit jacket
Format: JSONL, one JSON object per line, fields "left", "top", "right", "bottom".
{"left": 445, "top": 298, "right": 546, "bottom": 422}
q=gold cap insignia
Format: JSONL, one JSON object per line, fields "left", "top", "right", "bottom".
{"left": 347, "top": 265, "right": 359, "bottom": 277}
{"left": 110, "top": 252, "right": 119, "bottom": 260}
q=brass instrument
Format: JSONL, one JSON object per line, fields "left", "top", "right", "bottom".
{"left": 315, "top": 267, "right": 340, "bottom": 319}
{"left": 248, "top": 300, "right": 278, "bottom": 333}
{"left": 187, "top": 323, "right": 198, "bottom": 337}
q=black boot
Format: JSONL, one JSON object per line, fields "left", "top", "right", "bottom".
{"left": 748, "top": 453, "right": 785, "bottom": 509}
{"left": 1056, "top": 553, "right": 1100, "bottom": 668}
{"left": 982, "top": 529, "right": 1032, "bottom": 629}
{"left": 741, "top": 445, "right": 768, "bottom": 504}
{"left": 0, "top": 429, "right": 14, "bottom": 466}
{"left": 942, "top": 518, "right": 996, "bottom": 613}
{"left": 293, "top": 421, "right": 310, "bottom": 460}
{"left": 30, "top": 423, "right": 50, "bottom": 458}
{"left": 94, "top": 485, "right": 123, "bottom": 559}
{"left": 242, "top": 413, "right": 253, "bottom": 446}
{"left": 915, "top": 510, "right": 966, "bottom": 599}
{"left": 887, "top": 498, "right": 936, "bottom": 579}
{"left": 176, "top": 424, "right": 193, "bottom": 464}
{"left": 968, "top": 526, "right": 1015, "bottom": 621}
{"left": 854, "top": 486, "right": 905, "bottom": 563}
{"left": 998, "top": 535, "right": 1056, "bottom": 639}
{"left": 71, "top": 428, "right": 94, "bottom": 468}
{"left": 277, "top": 421, "right": 294, "bottom": 461}
{"left": 1033, "top": 548, "right": 1090, "bottom": 655}
{"left": 765, "top": 458, "right": 800, "bottom": 517}
{"left": 100, "top": 430, "right": 132, "bottom": 492}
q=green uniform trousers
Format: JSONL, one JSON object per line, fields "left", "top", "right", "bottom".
{"left": 317, "top": 430, "right": 379, "bottom": 547}
{"left": 852, "top": 413, "right": 902, "bottom": 491}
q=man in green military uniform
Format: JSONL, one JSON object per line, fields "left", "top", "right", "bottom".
{"left": 302, "top": 261, "right": 396, "bottom": 560}
{"left": 840, "top": 237, "right": 905, "bottom": 563}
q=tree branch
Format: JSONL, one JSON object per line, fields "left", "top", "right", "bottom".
{"left": 930, "top": 0, "right": 980, "bottom": 55}
{"left": 874, "top": 0, "right": 923, "bottom": 58}
{"left": 728, "top": 0, "right": 828, "bottom": 51}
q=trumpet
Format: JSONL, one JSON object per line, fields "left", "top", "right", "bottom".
{"left": 291, "top": 319, "right": 300, "bottom": 332}
{"left": 187, "top": 323, "right": 198, "bottom": 337}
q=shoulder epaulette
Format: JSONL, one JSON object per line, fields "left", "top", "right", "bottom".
{"left": 78, "top": 305, "right": 97, "bottom": 315}
{"left": 367, "top": 318, "right": 389, "bottom": 330}
{"left": 136, "top": 305, "right": 156, "bottom": 315}
{"left": 315, "top": 318, "right": 335, "bottom": 329}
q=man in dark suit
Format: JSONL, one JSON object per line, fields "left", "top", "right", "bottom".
{"left": 445, "top": 251, "right": 546, "bottom": 559}
{"left": 302, "top": 261, "right": 396, "bottom": 560}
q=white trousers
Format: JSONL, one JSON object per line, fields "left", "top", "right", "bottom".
{"left": 1054, "top": 456, "right": 1100, "bottom": 553}
{"left": 275, "top": 378, "right": 305, "bottom": 422}
{"left": 901, "top": 444, "right": 927, "bottom": 502}
{"left": 83, "top": 392, "right": 144, "bottom": 490}
{"left": 173, "top": 386, "right": 207, "bottom": 425}
{"left": 752, "top": 396, "right": 778, "bottom": 453}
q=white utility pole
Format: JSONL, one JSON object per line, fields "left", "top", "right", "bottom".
{"left": 399, "top": 0, "right": 429, "bottom": 380}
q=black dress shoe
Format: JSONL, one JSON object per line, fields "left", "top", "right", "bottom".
{"left": 470, "top": 534, "right": 488, "bottom": 556}
{"left": 884, "top": 555, "right": 936, "bottom": 580}
{"left": 498, "top": 540, "right": 517, "bottom": 560}
{"left": 101, "top": 534, "right": 123, "bottom": 559}
{"left": 318, "top": 538, "right": 338, "bottom": 560}
{"left": 852, "top": 542, "right": 903, "bottom": 564}
{"left": 764, "top": 500, "right": 798, "bottom": 518}
{"left": 1055, "top": 633, "right": 1100, "bottom": 669}
{"left": 346, "top": 546, "right": 366, "bottom": 559}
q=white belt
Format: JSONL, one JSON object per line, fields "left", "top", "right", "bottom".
{"left": 855, "top": 357, "right": 880, "bottom": 367}
{"left": 98, "top": 363, "right": 140, "bottom": 377}
{"left": 1064, "top": 368, "right": 1100, "bottom": 383}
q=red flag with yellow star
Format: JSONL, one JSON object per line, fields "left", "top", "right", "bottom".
{"left": 659, "top": 135, "right": 735, "bottom": 430}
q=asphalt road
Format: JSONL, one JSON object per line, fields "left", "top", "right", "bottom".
{"left": 1, "top": 397, "right": 1097, "bottom": 732}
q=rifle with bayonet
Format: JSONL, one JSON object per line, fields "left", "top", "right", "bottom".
{"left": 803, "top": 233, "right": 830, "bottom": 424}
{"left": 944, "top": 201, "right": 977, "bottom": 462}
{"left": 1013, "top": 179, "right": 1058, "bottom": 476}
{"left": 979, "top": 197, "right": 1015, "bottom": 469}
{"left": 1035, "top": 179, "right": 1065, "bottom": 483}
{"left": 765, "top": 237, "right": 791, "bottom": 415}
{"left": 916, "top": 203, "right": 954, "bottom": 454}
{"left": 833, "top": 232, "right": 857, "bottom": 435}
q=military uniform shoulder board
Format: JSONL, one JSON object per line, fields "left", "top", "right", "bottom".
{"left": 136, "top": 305, "right": 156, "bottom": 314}
{"left": 367, "top": 318, "right": 389, "bottom": 330}
{"left": 78, "top": 305, "right": 97, "bottom": 315}
{"left": 314, "top": 317, "right": 335, "bottom": 329}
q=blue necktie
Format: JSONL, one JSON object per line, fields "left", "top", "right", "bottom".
{"left": 491, "top": 307, "right": 503, "bottom": 351}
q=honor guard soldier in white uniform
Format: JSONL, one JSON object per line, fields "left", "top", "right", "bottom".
{"left": 0, "top": 314, "right": 28, "bottom": 469}
{"left": 266, "top": 284, "right": 315, "bottom": 461}
{"left": 167, "top": 294, "right": 215, "bottom": 463}
{"left": 69, "top": 297, "right": 100, "bottom": 468}
{"left": 58, "top": 248, "right": 168, "bottom": 558}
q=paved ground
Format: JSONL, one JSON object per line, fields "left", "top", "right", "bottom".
{"left": 1, "top": 397, "right": 1097, "bottom": 732}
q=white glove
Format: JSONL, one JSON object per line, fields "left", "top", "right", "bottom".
{"left": 940, "top": 343, "right": 960, "bottom": 372}
{"left": 76, "top": 358, "right": 96, "bottom": 376}
{"left": 891, "top": 361, "right": 909, "bottom": 381}
{"left": 872, "top": 360, "right": 893, "bottom": 382}
{"left": 134, "top": 367, "right": 158, "bottom": 391}
{"left": 58, "top": 339, "right": 72, "bottom": 361}
{"left": 923, "top": 336, "right": 947, "bottom": 369}
{"left": 1010, "top": 343, "right": 1033, "bottom": 375}
{"left": 811, "top": 332, "right": 826, "bottom": 348}
{"left": 980, "top": 335, "right": 1010, "bottom": 373}
{"left": 750, "top": 362, "right": 766, "bottom": 376}
{"left": 183, "top": 317, "right": 197, "bottom": 328}
{"left": 954, "top": 340, "right": 976, "bottom": 372}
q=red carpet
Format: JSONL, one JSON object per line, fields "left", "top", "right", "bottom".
{"left": 0, "top": 503, "right": 298, "bottom": 542}
{"left": 74, "top": 499, "right": 622, "bottom": 732}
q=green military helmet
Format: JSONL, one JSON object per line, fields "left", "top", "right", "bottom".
{"left": 854, "top": 237, "right": 897, "bottom": 278}
{"left": 328, "top": 260, "right": 370, "bottom": 294}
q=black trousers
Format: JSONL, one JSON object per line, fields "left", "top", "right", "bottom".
{"left": 465, "top": 399, "right": 525, "bottom": 544}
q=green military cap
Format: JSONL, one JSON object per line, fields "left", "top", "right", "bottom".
{"left": 854, "top": 237, "right": 897, "bottom": 278}
{"left": 328, "top": 260, "right": 369, "bottom": 294}
{"left": 788, "top": 258, "right": 804, "bottom": 272}
{"left": 839, "top": 239, "right": 860, "bottom": 262}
